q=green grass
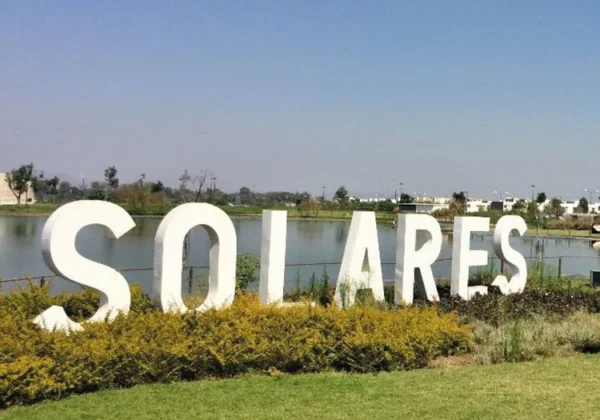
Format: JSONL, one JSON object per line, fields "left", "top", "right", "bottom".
{"left": 525, "top": 228, "right": 598, "bottom": 239}
{"left": 0, "top": 203, "right": 60, "bottom": 216}
{"left": 0, "top": 203, "right": 398, "bottom": 222}
{"left": 5, "top": 354, "right": 600, "bottom": 420}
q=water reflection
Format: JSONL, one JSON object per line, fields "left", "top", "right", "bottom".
{"left": 6, "top": 218, "right": 37, "bottom": 239}
{"left": 128, "top": 218, "right": 160, "bottom": 237}
{"left": 335, "top": 224, "right": 348, "bottom": 245}
{"left": 295, "top": 221, "right": 324, "bottom": 241}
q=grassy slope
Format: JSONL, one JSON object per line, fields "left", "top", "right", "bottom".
{"left": 5, "top": 354, "right": 600, "bottom": 420}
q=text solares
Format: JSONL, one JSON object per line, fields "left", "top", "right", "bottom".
{"left": 34, "top": 201, "right": 527, "bottom": 332}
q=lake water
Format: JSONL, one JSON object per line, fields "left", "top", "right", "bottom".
{"left": 1, "top": 215, "right": 600, "bottom": 293}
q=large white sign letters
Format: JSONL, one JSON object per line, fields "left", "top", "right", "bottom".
{"left": 35, "top": 201, "right": 529, "bottom": 331}
{"left": 34, "top": 201, "right": 136, "bottom": 331}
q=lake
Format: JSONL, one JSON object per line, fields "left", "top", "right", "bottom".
{"left": 1, "top": 215, "right": 600, "bottom": 293}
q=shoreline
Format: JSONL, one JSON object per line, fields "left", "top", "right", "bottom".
{"left": 1, "top": 205, "right": 599, "bottom": 241}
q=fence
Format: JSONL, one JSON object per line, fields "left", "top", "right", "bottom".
{"left": 1, "top": 254, "right": 599, "bottom": 293}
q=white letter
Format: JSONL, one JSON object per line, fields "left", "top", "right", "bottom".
{"left": 33, "top": 201, "right": 135, "bottom": 332}
{"left": 335, "top": 212, "right": 384, "bottom": 307}
{"left": 492, "top": 215, "right": 528, "bottom": 294}
{"left": 259, "top": 210, "right": 287, "bottom": 305}
{"left": 450, "top": 216, "right": 490, "bottom": 300}
{"left": 153, "top": 203, "right": 237, "bottom": 313}
{"left": 395, "top": 214, "right": 442, "bottom": 305}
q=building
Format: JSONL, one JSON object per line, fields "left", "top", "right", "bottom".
{"left": 561, "top": 200, "right": 579, "bottom": 215}
{"left": 398, "top": 202, "right": 450, "bottom": 214}
{"left": 0, "top": 173, "right": 35, "bottom": 205}
{"left": 466, "top": 199, "right": 491, "bottom": 213}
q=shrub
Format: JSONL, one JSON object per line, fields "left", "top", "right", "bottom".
{"left": 0, "top": 285, "right": 471, "bottom": 408}
{"left": 235, "top": 253, "right": 260, "bottom": 290}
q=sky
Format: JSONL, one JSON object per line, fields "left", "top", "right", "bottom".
{"left": 1, "top": 1, "right": 599, "bottom": 200}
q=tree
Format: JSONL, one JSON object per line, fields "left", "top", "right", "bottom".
{"left": 239, "top": 187, "right": 252, "bottom": 205}
{"left": 577, "top": 197, "right": 589, "bottom": 214}
{"left": 546, "top": 197, "right": 564, "bottom": 219}
{"left": 151, "top": 180, "right": 164, "bottom": 194}
{"left": 179, "top": 169, "right": 191, "bottom": 202}
{"left": 178, "top": 168, "right": 211, "bottom": 290}
{"left": 46, "top": 176, "right": 60, "bottom": 200}
{"left": 85, "top": 188, "right": 106, "bottom": 200}
{"left": 451, "top": 191, "right": 468, "bottom": 213}
{"left": 236, "top": 253, "right": 260, "bottom": 290}
{"left": 5, "top": 163, "right": 34, "bottom": 204}
{"left": 179, "top": 169, "right": 210, "bottom": 203}
{"left": 526, "top": 201, "right": 539, "bottom": 221}
{"left": 452, "top": 191, "right": 467, "bottom": 202}
{"left": 334, "top": 186, "right": 349, "bottom": 203}
{"left": 31, "top": 171, "right": 45, "bottom": 201}
{"left": 57, "top": 181, "right": 73, "bottom": 201}
{"left": 104, "top": 166, "right": 119, "bottom": 201}
{"left": 512, "top": 199, "right": 527, "bottom": 213}
{"left": 137, "top": 173, "right": 146, "bottom": 187}
{"left": 449, "top": 199, "right": 465, "bottom": 215}
{"left": 192, "top": 170, "right": 209, "bottom": 202}
{"left": 378, "top": 199, "right": 395, "bottom": 212}
{"left": 104, "top": 166, "right": 119, "bottom": 189}
{"left": 117, "top": 183, "right": 169, "bottom": 213}
{"left": 536, "top": 192, "right": 547, "bottom": 204}
{"left": 399, "top": 193, "right": 414, "bottom": 203}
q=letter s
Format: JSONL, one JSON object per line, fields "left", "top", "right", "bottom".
{"left": 492, "top": 215, "right": 528, "bottom": 294}
{"left": 33, "top": 201, "right": 135, "bottom": 332}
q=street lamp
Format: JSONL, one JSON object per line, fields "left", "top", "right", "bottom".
{"left": 584, "top": 188, "right": 599, "bottom": 204}
{"left": 531, "top": 184, "right": 535, "bottom": 202}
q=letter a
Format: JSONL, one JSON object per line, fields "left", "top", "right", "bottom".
{"left": 335, "top": 212, "right": 384, "bottom": 307}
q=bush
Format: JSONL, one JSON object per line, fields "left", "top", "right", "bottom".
{"left": 0, "top": 285, "right": 471, "bottom": 408}
{"left": 235, "top": 254, "right": 260, "bottom": 290}
{"left": 432, "top": 286, "right": 600, "bottom": 326}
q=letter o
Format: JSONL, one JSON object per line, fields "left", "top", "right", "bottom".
{"left": 153, "top": 203, "right": 237, "bottom": 312}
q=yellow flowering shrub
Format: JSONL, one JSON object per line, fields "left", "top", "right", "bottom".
{"left": 0, "top": 285, "right": 471, "bottom": 408}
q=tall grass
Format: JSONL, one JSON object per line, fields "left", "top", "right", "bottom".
{"left": 472, "top": 311, "right": 600, "bottom": 364}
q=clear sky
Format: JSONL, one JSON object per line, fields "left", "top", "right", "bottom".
{"left": 1, "top": 1, "right": 599, "bottom": 199}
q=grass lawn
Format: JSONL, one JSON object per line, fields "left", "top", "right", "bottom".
{"left": 524, "top": 227, "right": 595, "bottom": 238}
{"left": 5, "top": 354, "right": 600, "bottom": 420}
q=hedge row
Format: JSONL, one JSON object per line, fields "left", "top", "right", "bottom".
{"left": 432, "top": 285, "right": 600, "bottom": 325}
{"left": 0, "top": 285, "right": 470, "bottom": 408}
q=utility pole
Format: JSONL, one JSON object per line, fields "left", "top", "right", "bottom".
{"left": 531, "top": 184, "right": 535, "bottom": 202}
{"left": 322, "top": 185, "right": 325, "bottom": 201}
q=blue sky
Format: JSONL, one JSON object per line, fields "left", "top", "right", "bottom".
{"left": 1, "top": 1, "right": 599, "bottom": 199}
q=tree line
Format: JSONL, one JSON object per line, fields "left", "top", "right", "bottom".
{"left": 3, "top": 163, "right": 312, "bottom": 209}
{"left": 4, "top": 164, "right": 597, "bottom": 220}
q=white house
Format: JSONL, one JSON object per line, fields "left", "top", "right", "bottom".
{"left": 561, "top": 200, "right": 579, "bottom": 215}
{"left": 466, "top": 198, "right": 491, "bottom": 213}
